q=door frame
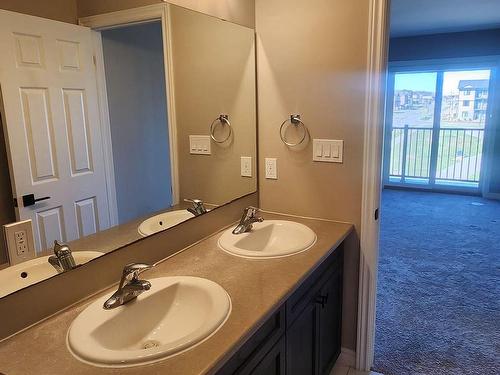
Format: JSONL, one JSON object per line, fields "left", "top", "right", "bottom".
{"left": 357, "top": 0, "right": 389, "bottom": 371}
{"left": 78, "top": 4, "right": 180, "bottom": 216}
{"left": 383, "top": 57, "right": 500, "bottom": 195}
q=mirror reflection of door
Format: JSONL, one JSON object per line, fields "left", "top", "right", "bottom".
{"left": 0, "top": 11, "right": 112, "bottom": 252}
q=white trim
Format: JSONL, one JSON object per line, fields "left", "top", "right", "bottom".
{"left": 78, "top": 4, "right": 165, "bottom": 30}
{"left": 79, "top": 4, "right": 180, "bottom": 205}
{"left": 162, "top": 4, "right": 180, "bottom": 205}
{"left": 357, "top": 0, "right": 389, "bottom": 372}
{"left": 91, "top": 31, "right": 118, "bottom": 226}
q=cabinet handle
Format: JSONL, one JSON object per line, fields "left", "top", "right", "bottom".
{"left": 315, "top": 294, "right": 329, "bottom": 308}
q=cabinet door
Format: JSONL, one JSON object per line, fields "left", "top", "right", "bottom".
{"left": 240, "top": 336, "right": 286, "bottom": 375}
{"left": 317, "top": 270, "right": 343, "bottom": 375}
{"left": 286, "top": 302, "right": 319, "bottom": 375}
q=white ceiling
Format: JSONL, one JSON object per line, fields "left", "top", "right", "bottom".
{"left": 390, "top": 0, "right": 500, "bottom": 37}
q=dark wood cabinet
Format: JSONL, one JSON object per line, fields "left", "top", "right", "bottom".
{"left": 216, "top": 245, "right": 344, "bottom": 375}
{"left": 286, "top": 302, "right": 318, "bottom": 375}
{"left": 317, "top": 268, "right": 343, "bottom": 375}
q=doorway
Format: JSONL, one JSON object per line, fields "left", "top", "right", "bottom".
{"left": 100, "top": 22, "right": 173, "bottom": 225}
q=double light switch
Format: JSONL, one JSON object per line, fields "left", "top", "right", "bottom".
{"left": 313, "top": 139, "right": 343, "bottom": 163}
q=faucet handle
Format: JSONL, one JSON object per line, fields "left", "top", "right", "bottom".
{"left": 245, "top": 206, "right": 262, "bottom": 218}
{"left": 121, "top": 263, "right": 153, "bottom": 284}
{"left": 53, "top": 240, "right": 71, "bottom": 256}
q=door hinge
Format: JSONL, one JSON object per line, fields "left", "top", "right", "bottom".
{"left": 92, "top": 55, "right": 97, "bottom": 66}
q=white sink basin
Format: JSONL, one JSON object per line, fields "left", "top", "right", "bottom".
{"left": 67, "top": 276, "right": 231, "bottom": 368}
{"left": 218, "top": 220, "right": 316, "bottom": 259}
{"left": 138, "top": 210, "right": 195, "bottom": 237}
{"left": 0, "top": 251, "right": 104, "bottom": 298}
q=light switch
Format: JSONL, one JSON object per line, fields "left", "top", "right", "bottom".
{"left": 189, "top": 135, "right": 211, "bottom": 155}
{"left": 241, "top": 156, "right": 252, "bottom": 177}
{"left": 313, "top": 139, "right": 343, "bottom": 163}
{"left": 265, "top": 158, "right": 278, "bottom": 179}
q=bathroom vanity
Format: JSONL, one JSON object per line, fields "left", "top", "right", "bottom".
{"left": 0, "top": 213, "right": 352, "bottom": 375}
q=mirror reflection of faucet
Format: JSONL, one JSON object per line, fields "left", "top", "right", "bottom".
{"left": 185, "top": 199, "right": 208, "bottom": 216}
{"left": 48, "top": 240, "right": 77, "bottom": 273}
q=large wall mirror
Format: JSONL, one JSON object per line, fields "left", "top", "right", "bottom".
{"left": 0, "top": 4, "right": 257, "bottom": 298}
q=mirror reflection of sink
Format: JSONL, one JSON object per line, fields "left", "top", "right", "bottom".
{"left": 67, "top": 276, "right": 231, "bottom": 368}
{"left": 138, "top": 210, "right": 195, "bottom": 237}
{"left": 218, "top": 220, "right": 317, "bottom": 259}
{"left": 0, "top": 251, "right": 104, "bottom": 298}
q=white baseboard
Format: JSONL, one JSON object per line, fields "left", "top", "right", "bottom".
{"left": 338, "top": 347, "right": 356, "bottom": 367}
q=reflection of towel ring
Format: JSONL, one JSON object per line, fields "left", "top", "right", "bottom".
{"left": 279, "top": 114, "right": 308, "bottom": 147}
{"left": 210, "top": 114, "right": 232, "bottom": 143}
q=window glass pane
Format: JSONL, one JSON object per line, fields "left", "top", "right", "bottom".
{"left": 440, "top": 70, "right": 490, "bottom": 129}
{"left": 393, "top": 72, "right": 437, "bottom": 128}
{"left": 436, "top": 70, "right": 490, "bottom": 184}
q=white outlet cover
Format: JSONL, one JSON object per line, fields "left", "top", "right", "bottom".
{"left": 241, "top": 156, "right": 252, "bottom": 177}
{"left": 3, "top": 219, "right": 36, "bottom": 266}
{"left": 265, "top": 158, "right": 278, "bottom": 179}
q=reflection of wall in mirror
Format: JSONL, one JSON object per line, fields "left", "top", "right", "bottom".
{"left": 0, "top": 117, "right": 16, "bottom": 266}
{"left": 170, "top": 6, "right": 257, "bottom": 206}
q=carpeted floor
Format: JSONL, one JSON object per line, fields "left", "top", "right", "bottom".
{"left": 373, "top": 189, "right": 500, "bottom": 375}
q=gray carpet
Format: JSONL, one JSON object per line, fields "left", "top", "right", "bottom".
{"left": 373, "top": 189, "right": 500, "bottom": 375}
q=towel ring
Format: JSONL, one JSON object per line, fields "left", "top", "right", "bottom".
{"left": 210, "top": 114, "right": 232, "bottom": 143}
{"left": 279, "top": 114, "right": 307, "bottom": 147}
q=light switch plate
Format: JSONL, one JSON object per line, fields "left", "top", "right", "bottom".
{"left": 265, "top": 158, "right": 278, "bottom": 179}
{"left": 241, "top": 156, "right": 252, "bottom": 177}
{"left": 313, "top": 139, "right": 343, "bottom": 163}
{"left": 3, "top": 219, "right": 36, "bottom": 266}
{"left": 189, "top": 135, "right": 211, "bottom": 155}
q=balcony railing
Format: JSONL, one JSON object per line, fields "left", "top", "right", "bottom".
{"left": 389, "top": 125, "right": 484, "bottom": 186}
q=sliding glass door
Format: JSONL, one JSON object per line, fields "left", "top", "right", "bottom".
{"left": 384, "top": 67, "right": 492, "bottom": 191}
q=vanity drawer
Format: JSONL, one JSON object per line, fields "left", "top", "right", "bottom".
{"left": 286, "top": 245, "right": 343, "bottom": 327}
{"left": 216, "top": 304, "right": 285, "bottom": 375}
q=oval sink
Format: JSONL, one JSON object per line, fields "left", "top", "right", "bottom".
{"left": 138, "top": 210, "right": 195, "bottom": 237}
{"left": 218, "top": 220, "right": 316, "bottom": 259}
{"left": 0, "top": 251, "right": 103, "bottom": 298}
{"left": 67, "top": 276, "right": 231, "bottom": 368}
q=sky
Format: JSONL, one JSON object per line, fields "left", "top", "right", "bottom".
{"left": 394, "top": 69, "right": 491, "bottom": 95}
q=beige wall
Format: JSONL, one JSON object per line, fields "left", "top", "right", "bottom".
{"left": 171, "top": 6, "right": 257, "bottom": 205}
{"left": 77, "top": 0, "right": 255, "bottom": 28}
{"left": 256, "top": 0, "right": 371, "bottom": 350}
{"left": 0, "top": 0, "right": 77, "bottom": 23}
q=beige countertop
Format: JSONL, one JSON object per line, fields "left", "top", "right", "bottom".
{"left": 0, "top": 213, "right": 353, "bottom": 375}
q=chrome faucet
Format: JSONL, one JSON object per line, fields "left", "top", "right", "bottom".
{"left": 103, "top": 263, "right": 153, "bottom": 310}
{"left": 232, "top": 207, "right": 264, "bottom": 234}
{"left": 48, "top": 240, "right": 76, "bottom": 273}
{"left": 185, "top": 199, "right": 208, "bottom": 216}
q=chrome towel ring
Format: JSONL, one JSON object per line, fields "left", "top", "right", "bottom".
{"left": 210, "top": 114, "right": 232, "bottom": 143}
{"left": 279, "top": 114, "right": 308, "bottom": 147}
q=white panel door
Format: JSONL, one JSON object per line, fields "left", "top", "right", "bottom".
{"left": 0, "top": 10, "right": 111, "bottom": 252}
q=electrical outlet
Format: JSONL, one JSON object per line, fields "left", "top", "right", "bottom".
{"left": 265, "top": 158, "right": 278, "bottom": 179}
{"left": 4, "top": 220, "right": 36, "bottom": 266}
{"left": 15, "top": 230, "right": 28, "bottom": 255}
{"left": 241, "top": 156, "right": 252, "bottom": 177}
